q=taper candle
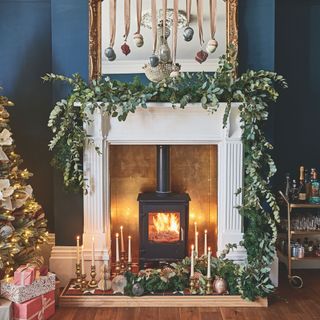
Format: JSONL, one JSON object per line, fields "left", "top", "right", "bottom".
{"left": 76, "top": 235, "right": 80, "bottom": 264}
{"left": 204, "top": 230, "right": 208, "bottom": 256}
{"left": 191, "top": 244, "right": 195, "bottom": 277}
{"left": 207, "top": 247, "right": 211, "bottom": 278}
{"left": 81, "top": 245, "right": 85, "bottom": 274}
{"left": 120, "top": 226, "right": 124, "bottom": 252}
{"left": 115, "top": 233, "right": 120, "bottom": 262}
{"left": 91, "top": 236, "right": 95, "bottom": 266}
{"left": 194, "top": 222, "right": 197, "bottom": 235}
{"left": 128, "top": 236, "right": 132, "bottom": 263}
{"left": 195, "top": 231, "right": 199, "bottom": 258}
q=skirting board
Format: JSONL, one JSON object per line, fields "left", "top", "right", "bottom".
{"left": 59, "top": 293, "right": 268, "bottom": 308}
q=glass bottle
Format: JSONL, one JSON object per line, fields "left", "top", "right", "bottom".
{"left": 309, "top": 169, "right": 320, "bottom": 204}
{"left": 298, "top": 166, "right": 307, "bottom": 202}
{"left": 285, "top": 173, "right": 291, "bottom": 199}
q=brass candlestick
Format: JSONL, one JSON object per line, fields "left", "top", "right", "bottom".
{"left": 206, "top": 277, "right": 213, "bottom": 295}
{"left": 81, "top": 273, "right": 87, "bottom": 291}
{"left": 189, "top": 277, "right": 197, "bottom": 295}
{"left": 88, "top": 265, "right": 98, "bottom": 288}
{"left": 120, "top": 251, "right": 126, "bottom": 274}
{"left": 75, "top": 263, "right": 82, "bottom": 287}
{"left": 115, "top": 260, "right": 121, "bottom": 275}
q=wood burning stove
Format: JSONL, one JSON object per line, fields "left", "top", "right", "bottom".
{"left": 138, "top": 145, "right": 190, "bottom": 268}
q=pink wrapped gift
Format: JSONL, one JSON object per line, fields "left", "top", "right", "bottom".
{"left": 13, "top": 290, "right": 55, "bottom": 320}
{"left": 14, "top": 266, "right": 36, "bottom": 286}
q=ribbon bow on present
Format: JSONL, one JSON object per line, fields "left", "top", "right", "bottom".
{"left": 0, "top": 128, "right": 13, "bottom": 161}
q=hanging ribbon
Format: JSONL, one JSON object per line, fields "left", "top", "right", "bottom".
{"left": 151, "top": 0, "right": 157, "bottom": 54}
{"left": 162, "top": 0, "right": 167, "bottom": 41}
{"left": 123, "top": 0, "right": 131, "bottom": 41}
{"left": 172, "top": 0, "right": 179, "bottom": 65}
{"left": 196, "top": 0, "right": 204, "bottom": 46}
{"left": 209, "top": 0, "right": 217, "bottom": 39}
{"left": 109, "top": 0, "right": 116, "bottom": 48}
{"left": 136, "top": 0, "right": 142, "bottom": 34}
{"left": 186, "top": 0, "right": 192, "bottom": 26}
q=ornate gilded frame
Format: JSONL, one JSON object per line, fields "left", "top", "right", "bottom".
{"left": 89, "top": 0, "right": 238, "bottom": 80}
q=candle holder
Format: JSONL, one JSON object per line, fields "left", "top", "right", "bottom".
{"left": 88, "top": 265, "right": 98, "bottom": 288}
{"left": 127, "top": 261, "right": 132, "bottom": 272}
{"left": 74, "top": 263, "right": 82, "bottom": 288}
{"left": 120, "top": 251, "right": 126, "bottom": 274}
{"left": 205, "top": 277, "right": 213, "bottom": 295}
{"left": 115, "top": 260, "right": 121, "bottom": 276}
{"left": 189, "top": 277, "right": 198, "bottom": 295}
{"left": 81, "top": 273, "right": 87, "bottom": 291}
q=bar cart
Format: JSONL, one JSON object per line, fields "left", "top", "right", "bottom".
{"left": 278, "top": 191, "right": 320, "bottom": 288}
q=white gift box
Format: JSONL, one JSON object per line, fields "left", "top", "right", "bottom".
{"left": 0, "top": 298, "right": 12, "bottom": 320}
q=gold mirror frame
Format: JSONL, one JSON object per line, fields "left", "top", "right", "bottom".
{"left": 89, "top": 0, "right": 238, "bottom": 80}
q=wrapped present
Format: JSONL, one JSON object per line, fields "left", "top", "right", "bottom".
{"left": 1, "top": 273, "right": 55, "bottom": 304}
{"left": 14, "top": 266, "right": 36, "bottom": 286}
{"left": 0, "top": 298, "right": 12, "bottom": 320}
{"left": 13, "top": 290, "right": 55, "bottom": 320}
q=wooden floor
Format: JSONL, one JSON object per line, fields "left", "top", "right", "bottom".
{"left": 52, "top": 267, "right": 320, "bottom": 320}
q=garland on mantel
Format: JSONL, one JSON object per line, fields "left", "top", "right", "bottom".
{"left": 43, "top": 49, "right": 287, "bottom": 300}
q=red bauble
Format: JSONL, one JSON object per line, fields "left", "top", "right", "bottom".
{"left": 121, "top": 42, "right": 131, "bottom": 56}
{"left": 195, "top": 50, "right": 208, "bottom": 64}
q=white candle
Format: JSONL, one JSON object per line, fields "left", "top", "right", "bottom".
{"left": 128, "top": 236, "right": 132, "bottom": 263}
{"left": 115, "top": 233, "right": 120, "bottom": 262}
{"left": 194, "top": 222, "right": 197, "bottom": 236}
{"left": 207, "top": 247, "right": 211, "bottom": 278}
{"left": 190, "top": 244, "right": 194, "bottom": 278}
{"left": 76, "top": 235, "right": 80, "bottom": 264}
{"left": 195, "top": 231, "right": 199, "bottom": 258}
{"left": 120, "top": 226, "right": 124, "bottom": 252}
{"left": 81, "top": 245, "right": 85, "bottom": 274}
{"left": 204, "top": 230, "right": 208, "bottom": 256}
{"left": 91, "top": 236, "right": 95, "bottom": 266}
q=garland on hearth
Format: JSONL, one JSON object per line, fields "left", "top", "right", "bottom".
{"left": 43, "top": 48, "right": 287, "bottom": 300}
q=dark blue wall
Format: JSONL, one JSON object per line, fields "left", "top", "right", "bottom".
{"left": 0, "top": 0, "right": 54, "bottom": 231}
{"left": 51, "top": 0, "right": 88, "bottom": 246}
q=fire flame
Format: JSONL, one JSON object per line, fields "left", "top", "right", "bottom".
{"left": 153, "top": 213, "right": 180, "bottom": 235}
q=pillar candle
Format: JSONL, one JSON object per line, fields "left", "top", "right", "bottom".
{"left": 91, "top": 236, "right": 95, "bottom": 266}
{"left": 204, "top": 230, "right": 208, "bottom": 256}
{"left": 81, "top": 245, "right": 85, "bottom": 274}
{"left": 115, "top": 233, "right": 120, "bottom": 262}
{"left": 76, "top": 235, "right": 80, "bottom": 264}
{"left": 120, "top": 226, "right": 124, "bottom": 252}
{"left": 128, "top": 236, "right": 132, "bottom": 263}
{"left": 195, "top": 231, "right": 199, "bottom": 258}
{"left": 190, "top": 244, "right": 194, "bottom": 277}
{"left": 207, "top": 247, "right": 211, "bottom": 278}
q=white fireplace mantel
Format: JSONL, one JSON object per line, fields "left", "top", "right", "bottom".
{"left": 50, "top": 102, "right": 248, "bottom": 285}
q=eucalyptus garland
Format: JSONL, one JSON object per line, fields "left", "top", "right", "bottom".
{"left": 43, "top": 49, "right": 287, "bottom": 300}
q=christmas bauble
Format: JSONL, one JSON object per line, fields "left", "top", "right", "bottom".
{"left": 206, "top": 39, "right": 218, "bottom": 54}
{"left": 213, "top": 277, "right": 227, "bottom": 294}
{"left": 159, "top": 44, "right": 171, "bottom": 63}
{"left": 0, "top": 224, "right": 14, "bottom": 238}
{"left": 105, "top": 47, "right": 116, "bottom": 61}
{"left": 133, "top": 33, "right": 144, "bottom": 47}
{"left": 121, "top": 43, "right": 131, "bottom": 56}
{"left": 195, "top": 50, "right": 208, "bottom": 64}
{"left": 149, "top": 54, "right": 160, "bottom": 68}
{"left": 111, "top": 275, "right": 127, "bottom": 294}
{"left": 132, "top": 283, "right": 144, "bottom": 296}
{"left": 183, "top": 27, "right": 194, "bottom": 42}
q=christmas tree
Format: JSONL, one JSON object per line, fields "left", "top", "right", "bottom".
{"left": 0, "top": 93, "right": 47, "bottom": 280}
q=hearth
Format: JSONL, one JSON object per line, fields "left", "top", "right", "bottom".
{"left": 138, "top": 145, "right": 190, "bottom": 268}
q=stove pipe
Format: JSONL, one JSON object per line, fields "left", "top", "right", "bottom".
{"left": 156, "top": 145, "right": 171, "bottom": 193}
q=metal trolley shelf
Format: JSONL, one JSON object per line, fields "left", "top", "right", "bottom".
{"left": 278, "top": 191, "right": 320, "bottom": 288}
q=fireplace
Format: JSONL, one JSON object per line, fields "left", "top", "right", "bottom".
{"left": 138, "top": 145, "right": 190, "bottom": 268}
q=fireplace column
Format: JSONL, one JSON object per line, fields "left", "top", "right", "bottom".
{"left": 83, "top": 108, "right": 110, "bottom": 265}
